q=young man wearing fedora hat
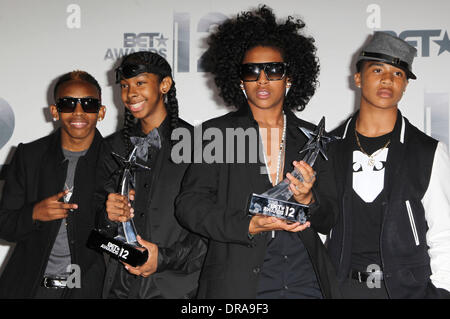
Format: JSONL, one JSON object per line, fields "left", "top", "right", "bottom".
{"left": 326, "top": 32, "right": 450, "bottom": 298}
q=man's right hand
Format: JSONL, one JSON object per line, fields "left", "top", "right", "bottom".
{"left": 105, "top": 190, "right": 135, "bottom": 222}
{"left": 32, "top": 190, "right": 78, "bottom": 221}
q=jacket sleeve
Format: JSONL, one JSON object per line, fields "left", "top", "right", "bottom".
{"left": 175, "top": 159, "right": 254, "bottom": 247}
{"left": 307, "top": 146, "right": 339, "bottom": 235}
{"left": 93, "top": 142, "right": 121, "bottom": 235}
{"left": 156, "top": 231, "right": 207, "bottom": 274}
{"left": 423, "top": 142, "right": 450, "bottom": 294}
{"left": 0, "top": 144, "right": 42, "bottom": 242}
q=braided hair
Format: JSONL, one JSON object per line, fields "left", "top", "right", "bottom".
{"left": 117, "top": 51, "right": 179, "bottom": 156}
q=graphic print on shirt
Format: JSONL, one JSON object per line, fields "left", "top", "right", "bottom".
{"left": 352, "top": 148, "right": 388, "bottom": 203}
{"left": 64, "top": 182, "right": 74, "bottom": 203}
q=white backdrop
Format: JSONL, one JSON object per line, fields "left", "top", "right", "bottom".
{"left": 0, "top": 0, "right": 449, "bottom": 273}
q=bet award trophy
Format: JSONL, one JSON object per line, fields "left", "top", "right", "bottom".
{"left": 88, "top": 146, "right": 149, "bottom": 267}
{"left": 248, "top": 117, "right": 335, "bottom": 223}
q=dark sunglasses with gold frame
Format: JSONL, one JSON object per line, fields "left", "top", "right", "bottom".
{"left": 240, "top": 62, "right": 288, "bottom": 82}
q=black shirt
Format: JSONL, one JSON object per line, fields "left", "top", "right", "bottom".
{"left": 351, "top": 131, "right": 391, "bottom": 272}
{"left": 256, "top": 150, "right": 322, "bottom": 299}
{"left": 256, "top": 231, "right": 323, "bottom": 299}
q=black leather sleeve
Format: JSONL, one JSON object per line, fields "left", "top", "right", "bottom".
{"left": 156, "top": 232, "right": 207, "bottom": 274}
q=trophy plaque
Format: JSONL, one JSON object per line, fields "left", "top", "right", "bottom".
{"left": 88, "top": 146, "right": 150, "bottom": 267}
{"left": 248, "top": 117, "right": 335, "bottom": 223}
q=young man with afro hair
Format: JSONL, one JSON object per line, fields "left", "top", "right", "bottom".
{"left": 176, "top": 5, "right": 340, "bottom": 299}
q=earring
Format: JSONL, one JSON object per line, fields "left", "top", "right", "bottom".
{"left": 240, "top": 83, "right": 247, "bottom": 99}
{"left": 285, "top": 83, "right": 291, "bottom": 96}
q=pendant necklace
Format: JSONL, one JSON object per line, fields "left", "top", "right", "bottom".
{"left": 354, "top": 129, "right": 390, "bottom": 166}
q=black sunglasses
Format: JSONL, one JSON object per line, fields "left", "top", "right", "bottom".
{"left": 56, "top": 97, "right": 101, "bottom": 113}
{"left": 240, "top": 62, "right": 288, "bottom": 82}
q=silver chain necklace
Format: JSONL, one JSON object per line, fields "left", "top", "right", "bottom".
{"left": 260, "top": 113, "right": 286, "bottom": 239}
{"left": 261, "top": 113, "right": 287, "bottom": 185}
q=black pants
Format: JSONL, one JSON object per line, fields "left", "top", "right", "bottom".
{"left": 340, "top": 279, "right": 389, "bottom": 299}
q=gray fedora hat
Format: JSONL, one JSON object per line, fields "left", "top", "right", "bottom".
{"left": 357, "top": 31, "right": 417, "bottom": 79}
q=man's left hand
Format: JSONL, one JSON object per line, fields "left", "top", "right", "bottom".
{"left": 122, "top": 235, "right": 158, "bottom": 277}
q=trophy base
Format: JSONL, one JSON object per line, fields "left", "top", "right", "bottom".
{"left": 248, "top": 193, "right": 309, "bottom": 224}
{"left": 87, "top": 229, "right": 148, "bottom": 267}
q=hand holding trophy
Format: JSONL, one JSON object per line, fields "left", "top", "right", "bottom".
{"left": 248, "top": 117, "right": 336, "bottom": 224}
{"left": 88, "top": 146, "right": 150, "bottom": 267}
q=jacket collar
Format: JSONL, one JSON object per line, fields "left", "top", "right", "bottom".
{"left": 48, "top": 129, "right": 65, "bottom": 164}
{"left": 231, "top": 104, "right": 301, "bottom": 129}
{"left": 341, "top": 109, "right": 405, "bottom": 144}
{"left": 338, "top": 109, "right": 408, "bottom": 201}
{"left": 230, "top": 105, "right": 311, "bottom": 194}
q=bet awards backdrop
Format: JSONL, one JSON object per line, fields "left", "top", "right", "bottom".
{"left": 0, "top": 0, "right": 449, "bottom": 273}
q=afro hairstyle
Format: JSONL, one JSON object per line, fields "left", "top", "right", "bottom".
{"left": 204, "top": 5, "right": 320, "bottom": 111}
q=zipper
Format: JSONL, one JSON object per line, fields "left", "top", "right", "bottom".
{"left": 405, "top": 200, "right": 420, "bottom": 246}
{"left": 379, "top": 198, "right": 390, "bottom": 297}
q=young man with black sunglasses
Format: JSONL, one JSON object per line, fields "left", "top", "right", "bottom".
{"left": 176, "top": 6, "right": 340, "bottom": 299}
{"left": 240, "top": 62, "right": 289, "bottom": 82}
{"left": 0, "top": 71, "right": 107, "bottom": 298}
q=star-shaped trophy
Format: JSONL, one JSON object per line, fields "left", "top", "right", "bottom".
{"left": 111, "top": 146, "right": 151, "bottom": 246}
{"left": 88, "top": 146, "right": 150, "bottom": 267}
{"left": 248, "top": 117, "right": 337, "bottom": 223}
